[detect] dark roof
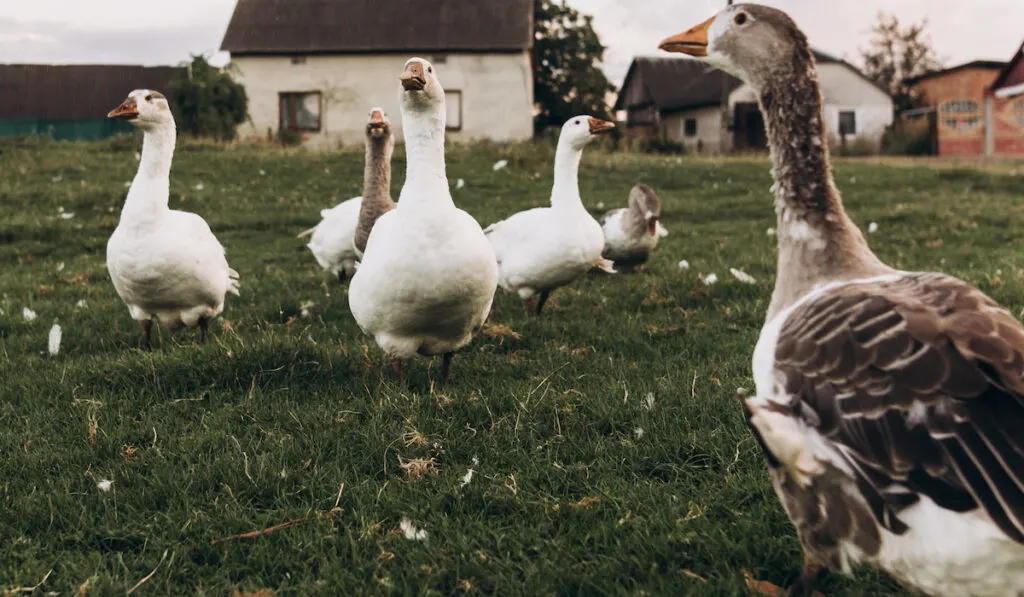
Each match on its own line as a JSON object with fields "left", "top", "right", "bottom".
{"left": 990, "top": 40, "right": 1024, "bottom": 92}
{"left": 0, "top": 65, "right": 183, "bottom": 120}
{"left": 613, "top": 57, "right": 740, "bottom": 112}
{"left": 220, "top": 0, "right": 533, "bottom": 55}
{"left": 905, "top": 60, "right": 1007, "bottom": 85}
{"left": 614, "top": 50, "right": 883, "bottom": 112}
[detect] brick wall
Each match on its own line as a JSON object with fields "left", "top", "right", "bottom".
{"left": 913, "top": 68, "right": 998, "bottom": 156}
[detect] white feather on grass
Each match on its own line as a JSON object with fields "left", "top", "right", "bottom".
{"left": 48, "top": 323, "right": 62, "bottom": 356}
{"left": 400, "top": 517, "right": 428, "bottom": 541}
{"left": 22, "top": 307, "right": 37, "bottom": 322}
{"left": 729, "top": 268, "right": 756, "bottom": 284}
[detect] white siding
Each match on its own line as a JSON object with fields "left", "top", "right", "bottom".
{"left": 817, "top": 63, "right": 893, "bottom": 148}
{"left": 662, "top": 106, "right": 725, "bottom": 153}
{"left": 728, "top": 63, "right": 894, "bottom": 149}
{"left": 231, "top": 53, "right": 533, "bottom": 148}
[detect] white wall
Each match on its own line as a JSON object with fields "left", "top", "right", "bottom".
{"left": 728, "top": 63, "right": 894, "bottom": 149}
{"left": 231, "top": 52, "right": 534, "bottom": 148}
{"left": 662, "top": 106, "right": 725, "bottom": 152}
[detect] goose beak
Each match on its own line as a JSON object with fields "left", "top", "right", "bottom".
{"left": 107, "top": 97, "right": 139, "bottom": 120}
{"left": 646, "top": 217, "right": 659, "bottom": 236}
{"left": 400, "top": 62, "right": 427, "bottom": 91}
{"left": 659, "top": 16, "right": 714, "bottom": 57}
{"left": 368, "top": 108, "right": 386, "bottom": 129}
{"left": 588, "top": 118, "right": 615, "bottom": 135}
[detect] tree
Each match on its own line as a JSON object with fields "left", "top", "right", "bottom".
{"left": 860, "top": 13, "right": 943, "bottom": 112}
{"left": 532, "top": 0, "right": 617, "bottom": 134}
{"left": 168, "top": 55, "right": 249, "bottom": 141}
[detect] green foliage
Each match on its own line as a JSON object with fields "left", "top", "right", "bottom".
{"left": 859, "top": 13, "right": 943, "bottom": 112}
{"left": 532, "top": 0, "right": 617, "bottom": 134}
{"left": 6, "top": 141, "right": 1024, "bottom": 594}
{"left": 168, "top": 55, "right": 249, "bottom": 141}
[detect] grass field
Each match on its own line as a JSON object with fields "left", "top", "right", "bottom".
{"left": 2, "top": 136, "right": 1023, "bottom": 595}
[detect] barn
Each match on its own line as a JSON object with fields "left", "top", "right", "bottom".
{"left": 614, "top": 51, "right": 894, "bottom": 153}
{"left": 219, "top": 0, "right": 535, "bottom": 148}
{"left": 0, "top": 65, "right": 183, "bottom": 141}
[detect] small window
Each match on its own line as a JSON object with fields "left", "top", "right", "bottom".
{"left": 290, "top": 56, "right": 307, "bottom": 65}
{"left": 432, "top": 54, "right": 448, "bottom": 64}
{"left": 684, "top": 118, "right": 697, "bottom": 137}
{"left": 279, "top": 92, "right": 321, "bottom": 132}
{"left": 445, "top": 90, "right": 462, "bottom": 131}
{"left": 941, "top": 99, "right": 979, "bottom": 113}
{"left": 838, "top": 111, "right": 857, "bottom": 136}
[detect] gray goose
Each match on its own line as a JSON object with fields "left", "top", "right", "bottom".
{"left": 600, "top": 183, "right": 668, "bottom": 267}
{"left": 661, "top": 5, "right": 1024, "bottom": 597}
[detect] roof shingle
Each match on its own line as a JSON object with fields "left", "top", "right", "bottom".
{"left": 220, "top": 0, "right": 534, "bottom": 55}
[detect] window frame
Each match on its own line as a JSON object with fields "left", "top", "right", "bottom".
{"left": 278, "top": 91, "right": 323, "bottom": 133}
{"left": 445, "top": 89, "right": 463, "bottom": 132}
{"left": 683, "top": 118, "right": 697, "bottom": 137}
{"left": 838, "top": 110, "right": 857, "bottom": 136}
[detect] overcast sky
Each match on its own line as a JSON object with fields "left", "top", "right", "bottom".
{"left": 1, "top": 0, "right": 1021, "bottom": 85}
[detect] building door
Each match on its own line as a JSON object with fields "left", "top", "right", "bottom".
{"left": 733, "top": 103, "right": 767, "bottom": 150}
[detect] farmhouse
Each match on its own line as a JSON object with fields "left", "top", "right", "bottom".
{"left": 219, "top": 0, "right": 535, "bottom": 148}
{"left": 0, "top": 65, "right": 183, "bottom": 140}
{"left": 907, "top": 60, "right": 1008, "bottom": 156}
{"left": 614, "top": 52, "right": 894, "bottom": 153}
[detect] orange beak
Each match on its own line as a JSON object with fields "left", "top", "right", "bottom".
{"left": 658, "top": 16, "right": 715, "bottom": 57}
{"left": 400, "top": 62, "right": 426, "bottom": 91}
{"left": 107, "top": 97, "right": 139, "bottom": 120}
{"left": 646, "top": 217, "right": 659, "bottom": 236}
{"left": 588, "top": 118, "right": 616, "bottom": 135}
{"left": 368, "top": 109, "right": 386, "bottom": 128}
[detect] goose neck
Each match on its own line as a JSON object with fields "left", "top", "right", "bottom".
{"left": 759, "top": 61, "right": 888, "bottom": 320}
{"left": 401, "top": 107, "right": 451, "bottom": 205}
{"left": 121, "top": 123, "right": 175, "bottom": 222}
{"left": 550, "top": 140, "right": 584, "bottom": 210}
{"left": 362, "top": 135, "right": 393, "bottom": 207}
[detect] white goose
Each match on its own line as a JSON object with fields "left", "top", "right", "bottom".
{"left": 106, "top": 90, "right": 239, "bottom": 349}
{"left": 662, "top": 6, "right": 1024, "bottom": 597}
{"left": 484, "top": 116, "right": 616, "bottom": 315}
{"left": 348, "top": 58, "right": 498, "bottom": 382}
{"left": 300, "top": 108, "right": 395, "bottom": 281}
{"left": 600, "top": 183, "right": 668, "bottom": 267}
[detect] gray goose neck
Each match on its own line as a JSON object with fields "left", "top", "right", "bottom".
{"left": 758, "top": 59, "right": 888, "bottom": 320}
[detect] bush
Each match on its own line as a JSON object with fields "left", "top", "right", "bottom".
{"left": 636, "top": 137, "right": 685, "bottom": 155}
{"left": 882, "top": 127, "right": 934, "bottom": 156}
{"left": 168, "top": 55, "right": 248, "bottom": 141}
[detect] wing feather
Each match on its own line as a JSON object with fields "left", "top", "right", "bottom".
{"left": 773, "top": 272, "right": 1024, "bottom": 543}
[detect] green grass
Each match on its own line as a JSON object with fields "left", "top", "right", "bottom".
{"left": 2, "top": 136, "right": 1023, "bottom": 595}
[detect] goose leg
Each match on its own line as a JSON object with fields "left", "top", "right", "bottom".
{"left": 535, "top": 290, "right": 551, "bottom": 316}
{"left": 140, "top": 318, "right": 153, "bottom": 351}
{"left": 441, "top": 352, "right": 454, "bottom": 384}
{"left": 524, "top": 297, "right": 535, "bottom": 315}
{"left": 391, "top": 358, "right": 404, "bottom": 381}
{"left": 198, "top": 317, "right": 209, "bottom": 344}
{"left": 787, "top": 555, "right": 824, "bottom": 597}
{"left": 338, "top": 270, "right": 347, "bottom": 284}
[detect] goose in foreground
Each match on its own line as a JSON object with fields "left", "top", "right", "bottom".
{"left": 484, "top": 116, "right": 616, "bottom": 315}
{"left": 661, "top": 6, "right": 1024, "bottom": 597}
{"left": 348, "top": 58, "right": 497, "bottom": 382}
{"left": 299, "top": 108, "right": 395, "bottom": 282}
{"left": 106, "top": 90, "right": 239, "bottom": 349}
{"left": 600, "top": 183, "right": 668, "bottom": 267}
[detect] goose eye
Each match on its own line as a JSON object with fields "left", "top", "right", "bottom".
{"left": 734, "top": 12, "right": 747, "bottom": 25}
{"left": 427, "top": 67, "right": 433, "bottom": 73}
{"left": 145, "top": 94, "right": 153, "bottom": 102}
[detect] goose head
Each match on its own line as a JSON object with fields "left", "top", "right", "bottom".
{"left": 365, "top": 107, "right": 392, "bottom": 141}
{"left": 560, "top": 115, "right": 615, "bottom": 151}
{"left": 658, "top": 4, "right": 808, "bottom": 90}
{"left": 399, "top": 57, "right": 444, "bottom": 112}
{"left": 628, "top": 184, "right": 662, "bottom": 236}
{"left": 107, "top": 89, "right": 174, "bottom": 130}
